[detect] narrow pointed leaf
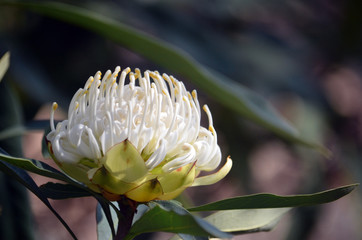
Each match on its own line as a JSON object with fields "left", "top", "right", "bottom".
{"left": 0, "top": 125, "right": 25, "bottom": 141}
{"left": 0, "top": 147, "right": 119, "bottom": 198}
{"left": 0, "top": 1, "right": 325, "bottom": 151}
{"left": 0, "top": 148, "right": 100, "bottom": 198}
{"left": 96, "top": 202, "right": 118, "bottom": 240}
{"left": 188, "top": 184, "right": 358, "bottom": 212}
{"left": 0, "top": 51, "right": 10, "bottom": 82}
{"left": 204, "top": 208, "right": 290, "bottom": 234}
{"left": 0, "top": 120, "right": 51, "bottom": 141}
{"left": 124, "top": 200, "right": 232, "bottom": 240}
{"left": 0, "top": 157, "right": 77, "bottom": 239}
{"left": 0, "top": 149, "right": 73, "bottom": 183}
{"left": 170, "top": 234, "right": 208, "bottom": 240}
{"left": 39, "top": 182, "right": 92, "bottom": 199}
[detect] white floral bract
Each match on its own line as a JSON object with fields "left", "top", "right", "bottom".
{"left": 47, "top": 67, "right": 221, "bottom": 174}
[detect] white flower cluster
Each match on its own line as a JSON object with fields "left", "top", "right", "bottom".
{"left": 47, "top": 67, "right": 222, "bottom": 173}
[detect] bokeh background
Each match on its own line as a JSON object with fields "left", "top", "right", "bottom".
{"left": 0, "top": 0, "right": 361, "bottom": 239}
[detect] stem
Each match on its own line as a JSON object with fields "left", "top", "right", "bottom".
{"left": 115, "top": 197, "right": 138, "bottom": 240}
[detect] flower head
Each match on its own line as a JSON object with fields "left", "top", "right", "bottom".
{"left": 47, "top": 67, "right": 232, "bottom": 202}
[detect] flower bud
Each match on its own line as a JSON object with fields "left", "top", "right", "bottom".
{"left": 47, "top": 67, "right": 232, "bottom": 202}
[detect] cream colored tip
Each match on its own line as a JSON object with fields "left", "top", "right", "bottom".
{"left": 50, "top": 102, "right": 58, "bottom": 131}
{"left": 52, "top": 102, "right": 58, "bottom": 111}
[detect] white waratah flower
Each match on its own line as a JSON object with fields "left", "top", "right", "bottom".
{"left": 46, "top": 67, "right": 232, "bottom": 202}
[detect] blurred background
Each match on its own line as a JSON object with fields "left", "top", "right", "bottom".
{"left": 0, "top": 0, "right": 361, "bottom": 239}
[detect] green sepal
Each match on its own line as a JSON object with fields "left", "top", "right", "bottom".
{"left": 56, "top": 161, "right": 93, "bottom": 186}
{"left": 91, "top": 166, "right": 137, "bottom": 195}
{"left": 125, "top": 178, "right": 163, "bottom": 202}
{"left": 103, "top": 140, "right": 148, "bottom": 183}
{"left": 158, "top": 163, "right": 196, "bottom": 194}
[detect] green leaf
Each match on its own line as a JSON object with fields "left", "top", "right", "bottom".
{"left": 188, "top": 184, "right": 358, "bottom": 212}
{"left": 170, "top": 234, "right": 208, "bottom": 240}
{"left": 0, "top": 150, "right": 73, "bottom": 183}
{"left": 41, "top": 182, "right": 124, "bottom": 239}
{"left": 0, "top": 149, "right": 125, "bottom": 236}
{"left": 0, "top": 120, "right": 53, "bottom": 141}
{"left": 131, "top": 204, "right": 150, "bottom": 225}
{"left": 0, "top": 51, "right": 10, "bottom": 82}
{"left": 0, "top": 54, "right": 35, "bottom": 239}
{"left": 0, "top": 125, "right": 26, "bottom": 141}
{"left": 0, "top": 148, "right": 120, "bottom": 239}
{"left": 39, "top": 182, "right": 92, "bottom": 199}
{"left": 0, "top": 148, "right": 115, "bottom": 199}
{"left": 169, "top": 208, "right": 290, "bottom": 240}
{"left": 0, "top": 1, "right": 324, "bottom": 151}
{"left": 204, "top": 208, "right": 290, "bottom": 234}
{"left": 0, "top": 148, "right": 106, "bottom": 197}
{"left": 96, "top": 202, "right": 118, "bottom": 240}
{"left": 96, "top": 201, "right": 150, "bottom": 240}
{"left": 124, "top": 200, "right": 232, "bottom": 240}
{"left": 0, "top": 151, "right": 77, "bottom": 239}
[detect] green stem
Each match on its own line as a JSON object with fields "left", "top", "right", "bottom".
{"left": 115, "top": 197, "right": 138, "bottom": 240}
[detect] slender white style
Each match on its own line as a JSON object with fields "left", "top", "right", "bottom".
{"left": 47, "top": 67, "right": 223, "bottom": 174}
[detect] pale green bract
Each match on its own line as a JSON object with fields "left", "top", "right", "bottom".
{"left": 46, "top": 67, "right": 232, "bottom": 202}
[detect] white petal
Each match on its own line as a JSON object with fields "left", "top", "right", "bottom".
{"left": 162, "top": 143, "right": 196, "bottom": 172}
{"left": 145, "top": 139, "right": 167, "bottom": 170}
